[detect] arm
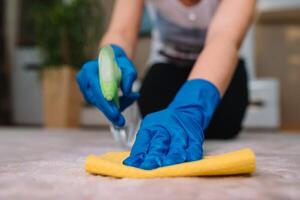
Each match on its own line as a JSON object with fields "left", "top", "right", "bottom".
{"left": 123, "top": 0, "right": 256, "bottom": 170}
{"left": 189, "top": 0, "right": 256, "bottom": 96}
{"left": 100, "top": 0, "right": 144, "bottom": 58}
{"left": 76, "top": 0, "right": 144, "bottom": 127}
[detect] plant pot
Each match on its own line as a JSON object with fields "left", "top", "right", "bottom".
{"left": 42, "top": 66, "right": 82, "bottom": 128}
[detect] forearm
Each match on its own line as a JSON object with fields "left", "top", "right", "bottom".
{"left": 188, "top": 38, "right": 238, "bottom": 96}
{"left": 101, "top": 31, "right": 137, "bottom": 59}
{"left": 99, "top": 0, "right": 144, "bottom": 59}
{"left": 188, "top": 0, "right": 256, "bottom": 96}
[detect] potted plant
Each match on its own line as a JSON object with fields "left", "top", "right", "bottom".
{"left": 32, "top": 0, "right": 103, "bottom": 128}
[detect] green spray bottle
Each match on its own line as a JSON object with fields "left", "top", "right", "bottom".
{"left": 98, "top": 45, "right": 122, "bottom": 108}
{"left": 98, "top": 45, "right": 137, "bottom": 148}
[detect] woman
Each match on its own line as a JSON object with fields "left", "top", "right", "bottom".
{"left": 77, "top": 0, "right": 256, "bottom": 170}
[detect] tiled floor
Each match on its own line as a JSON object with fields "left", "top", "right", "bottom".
{"left": 0, "top": 128, "right": 299, "bottom": 200}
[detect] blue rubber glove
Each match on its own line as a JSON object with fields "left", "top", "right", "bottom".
{"left": 76, "top": 44, "right": 139, "bottom": 127}
{"left": 123, "top": 79, "right": 221, "bottom": 170}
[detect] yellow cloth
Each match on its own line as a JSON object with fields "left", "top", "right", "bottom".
{"left": 85, "top": 148, "right": 256, "bottom": 178}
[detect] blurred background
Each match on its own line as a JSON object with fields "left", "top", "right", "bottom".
{"left": 1, "top": 0, "right": 300, "bottom": 132}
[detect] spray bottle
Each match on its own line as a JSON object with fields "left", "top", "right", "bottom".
{"left": 98, "top": 45, "right": 140, "bottom": 148}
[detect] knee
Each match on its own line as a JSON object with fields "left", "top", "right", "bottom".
{"left": 204, "top": 123, "right": 242, "bottom": 140}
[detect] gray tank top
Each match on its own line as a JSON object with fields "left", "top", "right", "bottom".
{"left": 146, "top": 0, "right": 220, "bottom": 65}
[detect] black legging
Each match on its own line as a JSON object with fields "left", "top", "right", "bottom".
{"left": 137, "top": 59, "right": 249, "bottom": 139}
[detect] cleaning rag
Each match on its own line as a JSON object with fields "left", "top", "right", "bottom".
{"left": 85, "top": 148, "right": 256, "bottom": 178}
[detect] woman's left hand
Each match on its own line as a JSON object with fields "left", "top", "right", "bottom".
{"left": 123, "top": 79, "right": 221, "bottom": 170}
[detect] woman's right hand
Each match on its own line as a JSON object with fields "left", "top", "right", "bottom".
{"left": 76, "top": 44, "right": 139, "bottom": 127}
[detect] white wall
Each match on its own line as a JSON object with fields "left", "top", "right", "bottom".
{"left": 240, "top": 26, "right": 255, "bottom": 80}
{"left": 258, "top": 0, "right": 300, "bottom": 12}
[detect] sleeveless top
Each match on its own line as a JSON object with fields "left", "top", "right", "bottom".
{"left": 145, "top": 0, "right": 220, "bottom": 65}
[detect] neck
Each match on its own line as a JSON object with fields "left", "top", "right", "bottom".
{"left": 180, "top": 0, "right": 201, "bottom": 7}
